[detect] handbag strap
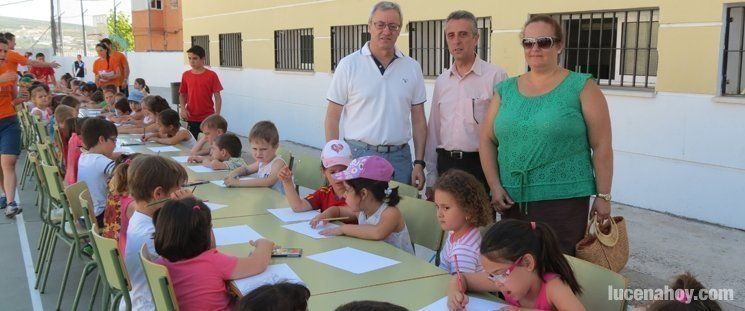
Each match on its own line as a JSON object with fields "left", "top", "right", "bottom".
{"left": 595, "top": 216, "right": 619, "bottom": 247}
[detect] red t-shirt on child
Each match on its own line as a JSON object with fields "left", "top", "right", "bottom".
{"left": 305, "top": 186, "right": 346, "bottom": 212}
{"left": 30, "top": 66, "right": 55, "bottom": 85}
{"left": 179, "top": 69, "right": 223, "bottom": 122}
{"left": 156, "top": 249, "right": 238, "bottom": 311}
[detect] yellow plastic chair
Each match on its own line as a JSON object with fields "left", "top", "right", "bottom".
{"left": 293, "top": 154, "right": 326, "bottom": 192}
{"left": 32, "top": 115, "right": 51, "bottom": 144}
{"left": 390, "top": 180, "right": 420, "bottom": 198}
{"left": 566, "top": 255, "right": 628, "bottom": 311}
{"left": 276, "top": 147, "right": 294, "bottom": 169}
{"left": 140, "top": 245, "right": 180, "bottom": 311}
{"left": 396, "top": 197, "right": 444, "bottom": 259}
{"left": 89, "top": 222, "right": 132, "bottom": 311}
{"left": 29, "top": 152, "right": 63, "bottom": 278}
{"left": 38, "top": 165, "right": 96, "bottom": 311}
{"left": 52, "top": 122, "right": 67, "bottom": 170}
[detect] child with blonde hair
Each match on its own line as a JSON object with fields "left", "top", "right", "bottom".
{"left": 224, "top": 121, "right": 286, "bottom": 194}
{"left": 29, "top": 84, "right": 52, "bottom": 121}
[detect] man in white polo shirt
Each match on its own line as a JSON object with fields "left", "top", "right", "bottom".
{"left": 424, "top": 10, "right": 508, "bottom": 198}
{"left": 325, "top": 1, "right": 427, "bottom": 189}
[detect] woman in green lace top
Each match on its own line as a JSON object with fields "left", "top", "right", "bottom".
{"left": 479, "top": 15, "right": 613, "bottom": 255}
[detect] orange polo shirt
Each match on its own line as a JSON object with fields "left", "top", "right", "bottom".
{"left": 110, "top": 51, "right": 127, "bottom": 85}
{"left": 93, "top": 57, "right": 120, "bottom": 87}
{"left": 0, "top": 50, "right": 27, "bottom": 119}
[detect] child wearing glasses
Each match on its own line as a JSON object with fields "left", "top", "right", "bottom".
{"left": 433, "top": 169, "right": 494, "bottom": 274}
{"left": 447, "top": 219, "right": 584, "bottom": 311}
{"left": 77, "top": 118, "right": 118, "bottom": 225}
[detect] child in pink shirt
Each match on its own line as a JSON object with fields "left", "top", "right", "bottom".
{"left": 64, "top": 117, "right": 89, "bottom": 185}
{"left": 153, "top": 198, "right": 276, "bottom": 311}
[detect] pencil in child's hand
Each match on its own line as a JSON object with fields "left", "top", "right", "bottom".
{"left": 320, "top": 217, "right": 349, "bottom": 222}
{"left": 454, "top": 254, "right": 465, "bottom": 293}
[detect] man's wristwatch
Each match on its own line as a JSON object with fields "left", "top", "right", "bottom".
{"left": 596, "top": 193, "right": 612, "bottom": 202}
{"left": 413, "top": 160, "right": 426, "bottom": 169}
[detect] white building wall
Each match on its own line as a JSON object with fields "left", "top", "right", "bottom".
{"left": 51, "top": 52, "right": 745, "bottom": 229}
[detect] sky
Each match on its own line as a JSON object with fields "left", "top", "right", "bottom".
{"left": 0, "top": 0, "right": 132, "bottom": 25}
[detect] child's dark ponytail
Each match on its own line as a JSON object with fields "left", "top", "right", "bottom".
{"left": 481, "top": 219, "right": 582, "bottom": 295}
{"left": 153, "top": 197, "right": 212, "bottom": 262}
{"left": 384, "top": 186, "right": 400, "bottom": 206}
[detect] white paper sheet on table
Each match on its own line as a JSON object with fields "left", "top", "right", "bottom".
{"left": 419, "top": 296, "right": 507, "bottom": 311}
{"left": 204, "top": 202, "right": 227, "bottom": 212}
{"left": 147, "top": 146, "right": 181, "bottom": 153}
{"left": 114, "top": 146, "right": 134, "bottom": 154}
{"left": 212, "top": 225, "right": 263, "bottom": 246}
{"left": 171, "top": 156, "right": 190, "bottom": 163}
{"left": 188, "top": 165, "right": 226, "bottom": 173}
{"left": 233, "top": 264, "right": 304, "bottom": 295}
{"left": 282, "top": 221, "right": 338, "bottom": 239}
{"left": 268, "top": 208, "right": 320, "bottom": 223}
{"left": 210, "top": 177, "right": 256, "bottom": 188}
{"left": 307, "top": 247, "right": 399, "bottom": 274}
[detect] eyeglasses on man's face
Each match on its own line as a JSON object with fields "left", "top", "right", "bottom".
{"left": 371, "top": 21, "right": 401, "bottom": 32}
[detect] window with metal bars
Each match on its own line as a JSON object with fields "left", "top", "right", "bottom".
{"left": 275, "top": 28, "right": 314, "bottom": 71}
{"left": 150, "top": 0, "right": 162, "bottom": 9}
{"left": 408, "top": 17, "right": 491, "bottom": 77}
{"left": 330, "top": 24, "right": 370, "bottom": 71}
{"left": 722, "top": 5, "right": 745, "bottom": 96}
{"left": 219, "top": 33, "right": 242, "bottom": 68}
{"left": 190, "top": 35, "right": 210, "bottom": 66}
{"left": 544, "top": 8, "right": 659, "bottom": 89}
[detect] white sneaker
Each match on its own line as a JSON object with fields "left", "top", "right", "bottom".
{"left": 4, "top": 202, "right": 20, "bottom": 218}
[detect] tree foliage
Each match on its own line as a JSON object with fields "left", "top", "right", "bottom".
{"left": 106, "top": 10, "right": 135, "bottom": 51}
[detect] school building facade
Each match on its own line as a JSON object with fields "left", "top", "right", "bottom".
{"left": 165, "top": 0, "right": 745, "bottom": 230}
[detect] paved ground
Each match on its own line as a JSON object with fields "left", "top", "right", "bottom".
{"left": 2, "top": 121, "right": 742, "bottom": 309}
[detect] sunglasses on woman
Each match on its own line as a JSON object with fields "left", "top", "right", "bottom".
{"left": 521, "top": 37, "right": 558, "bottom": 50}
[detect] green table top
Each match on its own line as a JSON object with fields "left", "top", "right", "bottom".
{"left": 309, "top": 274, "right": 503, "bottom": 310}
{"left": 309, "top": 274, "right": 451, "bottom": 310}
{"left": 214, "top": 215, "right": 448, "bottom": 296}
{"left": 120, "top": 136, "right": 286, "bottom": 218}
{"left": 127, "top": 134, "right": 452, "bottom": 302}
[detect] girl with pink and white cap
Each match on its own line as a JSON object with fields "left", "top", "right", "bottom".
{"left": 310, "top": 155, "right": 414, "bottom": 254}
